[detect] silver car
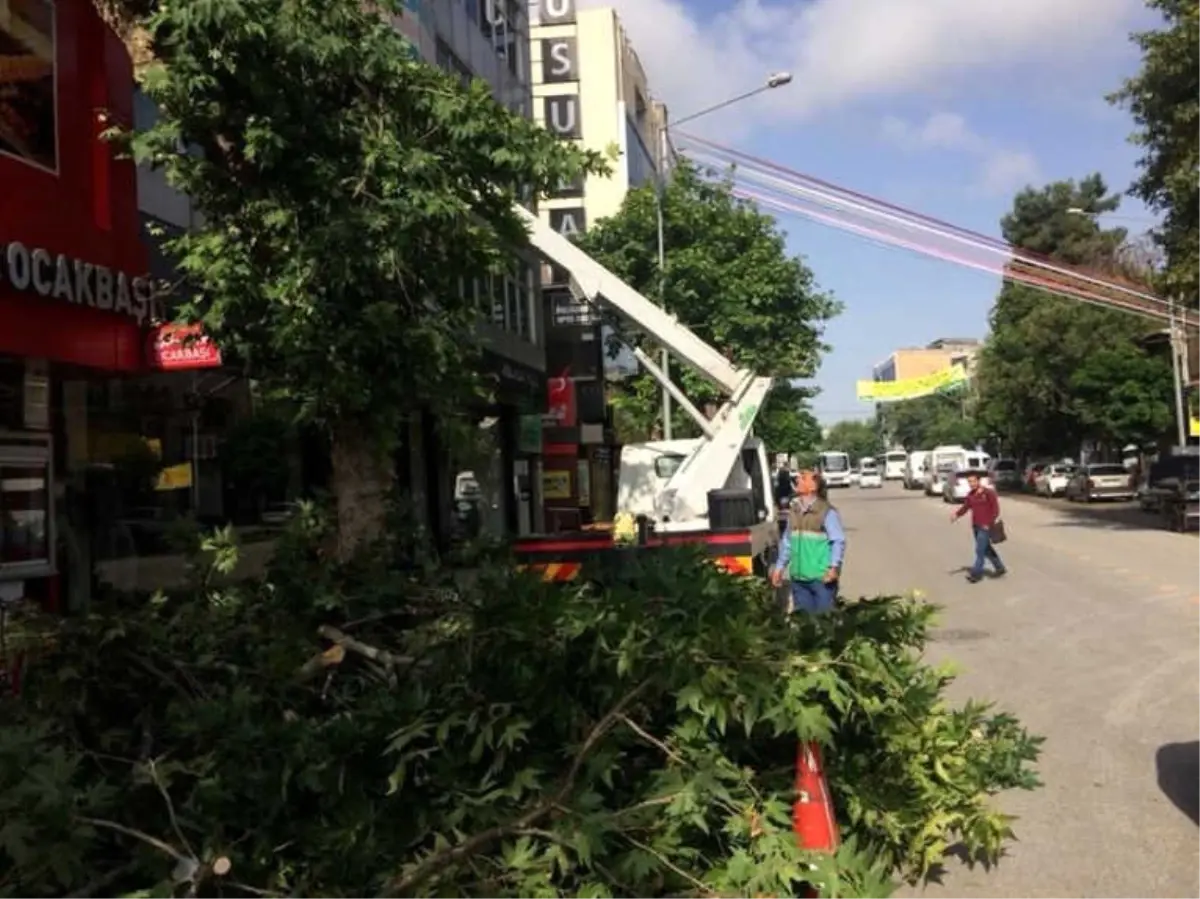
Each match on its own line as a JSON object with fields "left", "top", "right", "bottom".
{"left": 1066, "top": 463, "right": 1135, "bottom": 502}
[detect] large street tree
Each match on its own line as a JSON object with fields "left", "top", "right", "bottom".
{"left": 576, "top": 161, "right": 840, "bottom": 442}
{"left": 973, "top": 176, "right": 1174, "bottom": 456}
{"left": 755, "top": 382, "right": 824, "bottom": 456}
{"left": 1109, "top": 0, "right": 1199, "bottom": 303}
{"left": 877, "top": 393, "right": 980, "bottom": 451}
{"left": 126, "top": 0, "right": 605, "bottom": 558}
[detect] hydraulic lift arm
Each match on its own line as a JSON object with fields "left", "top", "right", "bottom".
{"left": 518, "top": 207, "right": 775, "bottom": 524}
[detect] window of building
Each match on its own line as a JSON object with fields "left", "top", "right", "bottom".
{"left": 624, "top": 116, "right": 656, "bottom": 189}
{"left": 435, "top": 38, "right": 472, "bottom": 89}
{"left": 0, "top": 0, "right": 57, "bottom": 172}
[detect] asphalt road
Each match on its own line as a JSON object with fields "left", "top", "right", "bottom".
{"left": 833, "top": 481, "right": 1199, "bottom": 899}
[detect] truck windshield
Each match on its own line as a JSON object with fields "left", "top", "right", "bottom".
{"left": 820, "top": 454, "right": 849, "bottom": 471}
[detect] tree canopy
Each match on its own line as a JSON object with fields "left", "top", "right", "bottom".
{"left": 755, "top": 382, "right": 824, "bottom": 457}
{"left": 129, "top": 0, "right": 606, "bottom": 557}
{"left": 973, "top": 177, "right": 1174, "bottom": 456}
{"left": 1109, "top": 0, "right": 1199, "bottom": 303}
{"left": 575, "top": 161, "right": 840, "bottom": 441}
{"left": 877, "top": 393, "right": 980, "bottom": 451}
{"left": 821, "top": 419, "right": 883, "bottom": 463}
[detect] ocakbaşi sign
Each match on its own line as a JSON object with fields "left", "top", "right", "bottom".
{"left": 0, "top": 241, "right": 160, "bottom": 325}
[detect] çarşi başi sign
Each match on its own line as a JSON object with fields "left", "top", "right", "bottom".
{"left": 0, "top": 240, "right": 161, "bottom": 325}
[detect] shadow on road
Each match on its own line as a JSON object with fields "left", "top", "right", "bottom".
{"left": 923, "top": 842, "right": 1008, "bottom": 886}
{"left": 1156, "top": 742, "right": 1199, "bottom": 825}
{"left": 1007, "top": 493, "right": 1195, "bottom": 535}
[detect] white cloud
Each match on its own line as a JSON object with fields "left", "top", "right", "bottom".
{"left": 574, "top": 0, "right": 1143, "bottom": 138}
{"left": 880, "top": 112, "right": 1041, "bottom": 195}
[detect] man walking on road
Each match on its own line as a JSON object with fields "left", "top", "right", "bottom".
{"left": 771, "top": 470, "right": 846, "bottom": 613}
{"left": 951, "top": 471, "right": 1007, "bottom": 583}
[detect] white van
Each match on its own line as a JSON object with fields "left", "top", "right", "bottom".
{"left": 924, "top": 445, "right": 970, "bottom": 496}
{"left": 883, "top": 451, "right": 907, "bottom": 481}
{"left": 904, "top": 451, "right": 928, "bottom": 490}
{"left": 818, "top": 450, "right": 852, "bottom": 488}
{"left": 858, "top": 457, "right": 883, "bottom": 489}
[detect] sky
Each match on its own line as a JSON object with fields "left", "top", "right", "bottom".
{"left": 576, "top": 0, "right": 1162, "bottom": 424}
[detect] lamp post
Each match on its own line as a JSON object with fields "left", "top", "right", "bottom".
{"left": 654, "top": 72, "right": 793, "bottom": 439}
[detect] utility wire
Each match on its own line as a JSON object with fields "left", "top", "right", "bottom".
{"left": 677, "top": 133, "right": 1197, "bottom": 328}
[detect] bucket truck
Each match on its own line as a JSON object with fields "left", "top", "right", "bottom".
{"left": 511, "top": 207, "right": 780, "bottom": 581}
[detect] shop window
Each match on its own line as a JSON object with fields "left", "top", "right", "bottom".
{"left": 0, "top": 437, "right": 52, "bottom": 578}
{"left": 0, "top": 0, "right": 57, "bottom": 172}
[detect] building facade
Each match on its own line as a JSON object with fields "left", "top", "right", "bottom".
{"left": 529, "top": 0, "right": 667, "bottom": 529}
{"left": 393, "top": 0, "right": 549, "bottom": 546}
{"left": 872, "top": 338, "right": 982, "bottom": 384}
{"left": 0, "top": 0, "right": 245, "bottom": 610}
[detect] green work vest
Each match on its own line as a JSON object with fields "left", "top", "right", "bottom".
{"left": 788, "top": 498, "right": 832, "bottom": 582}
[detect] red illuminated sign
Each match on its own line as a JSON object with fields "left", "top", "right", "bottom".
{"left": 148, "top": 323, "right": 223, "bottom": 371}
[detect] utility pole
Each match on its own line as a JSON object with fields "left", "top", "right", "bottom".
{"left": 656, "top": 125, "right": 671, "bottom": 440}
{"left": 1169, "top": 297, "right": 1187, "bottom": 447}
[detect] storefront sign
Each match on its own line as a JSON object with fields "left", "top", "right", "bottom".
{"left": 542, "top": 469, "right": 572, "bottom": 500}
{"left": 549, "top": 173, "right": 584, "bottom": 199}
{"left": 549, "top": 207, "right": 586, "bottom": 238}
{"left": 517, "top": 414, "right": 543, "bottom": 454}
{"left": 542, "top": 38, "right": 578, "bottom": 83}
{"left": 0, "top": 241, "right": 157, "bottom": 325}
{"left": 543, "top": 96, "right": 581, "bottom": 140}
{"left": 548, "top": 288, "right": 598, "bottom": 327}
{"left": 488, "top": 353, "right": 544, "bottom": 394}
{"left": 536, "top": 0, "right": 576, "bottom": 25}
{"left": 148, "top": 323, "right": 223, "bottom": 371}
{"left": 547, "top": 373, "right": 577, "bottom": 427}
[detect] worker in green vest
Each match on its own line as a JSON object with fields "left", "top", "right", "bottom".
{"left": 769, "top": 470, "right": 846, "bottom": 613}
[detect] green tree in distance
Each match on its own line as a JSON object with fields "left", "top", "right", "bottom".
{"left": 1109, "top": 0, "right": 1199, "bottom": 303}
{"left": 878, "top": 392, "right": 979, "bottom": 451}
{"left": 127, "top": 0, "right": 605, "bottom": 559}
{"left": 576, "top": 161, "right": 840, "bottom": 441}
{"left": 821, "top": 419, "right": 882, "bottom": 463}
{"left": 974, "top": 176, "right": 1172, "bottom": 456}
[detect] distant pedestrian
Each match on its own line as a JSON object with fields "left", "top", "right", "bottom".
{"left": 950, "top": 472, "right": 1007, "bottom": 583}
{"left": 771, "top": 470, "right": 846, "bottom": 613}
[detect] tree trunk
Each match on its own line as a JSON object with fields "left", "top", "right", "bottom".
{"left": 329, "top": 423, "right": 394, "bottom": 563}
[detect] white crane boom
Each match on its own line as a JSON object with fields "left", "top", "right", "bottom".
{"left": 518, "top": 206, "right": 775, "bottom": 525}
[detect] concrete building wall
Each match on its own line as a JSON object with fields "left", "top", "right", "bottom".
{"left": 873, "top": 339, "right": 982, "bottom": 382}
{"left": 531, "top": 4, "right": 666, "bottom": 226}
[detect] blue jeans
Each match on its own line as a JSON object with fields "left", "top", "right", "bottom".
{"left": 970, "top": 525, "right": 1005, "bottom": 578}
{"left": 790, "top": 579, "right": 835, "bottom": 614}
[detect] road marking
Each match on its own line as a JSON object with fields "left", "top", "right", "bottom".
{"left": 1112, "top": 567, "right": 1130, "bottom": 574}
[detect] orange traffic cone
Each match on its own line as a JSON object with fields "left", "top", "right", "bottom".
{"left": 794, "top": 740, "right": 839, "bottom": 897}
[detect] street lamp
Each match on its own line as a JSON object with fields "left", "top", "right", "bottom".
{"left": 655, "top": 72, "right": 793, "bottom": 439}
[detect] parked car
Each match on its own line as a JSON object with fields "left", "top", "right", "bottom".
{"left": 943, "top": 465, "right": 992, "bottom": 503}
{"left": 1139, "top": 454, "right": 1200, "bottom": 531}
{"left": 1024, "top": 461, "right": 1050, "bottom": 491}
{"left": 988, "top": 458, "right": 1023, "bottom": 491}
{"left": 858, "top": 458, "right": 883, "bottom": 489}
{"left": 1065, "top": 463, "right": 1135, "bottom": 502}
{"left": 1035, "top": 463, "right": 1075, "bottom": 497}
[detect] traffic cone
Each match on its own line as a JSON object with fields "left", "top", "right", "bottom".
{"left": 794, "top": 740, "right": 839, "bottom": 898}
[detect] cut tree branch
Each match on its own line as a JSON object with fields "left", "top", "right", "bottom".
{"left": 384, "top": 679, "right": 652, "bottom": 896}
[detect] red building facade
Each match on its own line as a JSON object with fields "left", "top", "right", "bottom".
{"left": 0, "top": 0, "right": 235, "bottom": 609}
{"left": 0, "top": 0, "right": 151, "bottom": 371}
